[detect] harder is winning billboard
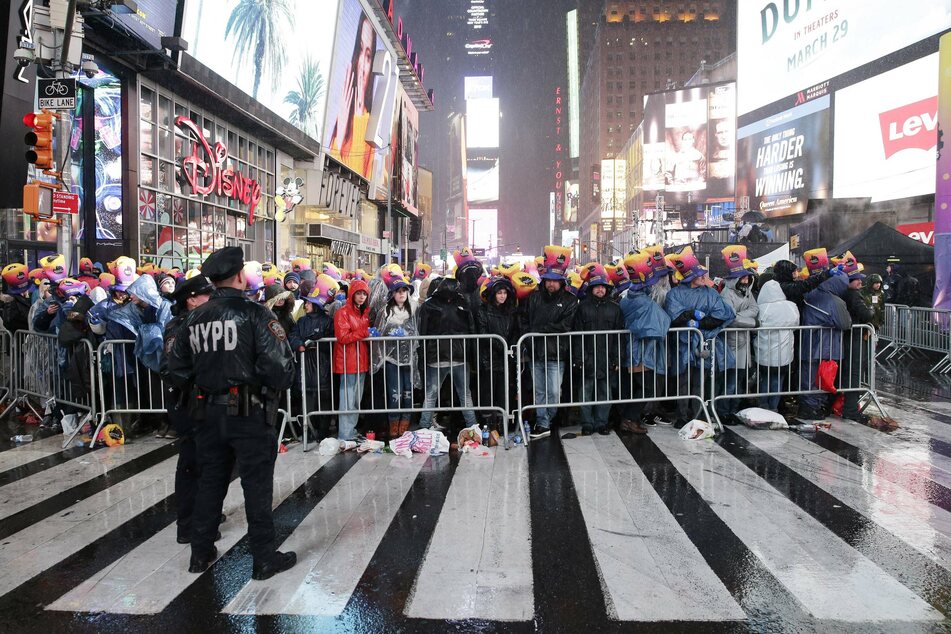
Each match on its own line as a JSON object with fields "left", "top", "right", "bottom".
{"left": 736, "top": 95, "right": 831, "bottom": 218}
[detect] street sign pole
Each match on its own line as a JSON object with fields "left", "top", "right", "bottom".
{"left": 55, "top": 1, "right": 78, "bottom": 274}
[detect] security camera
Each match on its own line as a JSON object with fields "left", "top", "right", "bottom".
{"left": 14, "top": 47, "right": 34, "bottom": 66}
{"left": 81, "top": 59, "right": 99, "bottom": 79}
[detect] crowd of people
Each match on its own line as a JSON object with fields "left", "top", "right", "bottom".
{"left": 0, "top": 241, "right": 887, "bottom": 443}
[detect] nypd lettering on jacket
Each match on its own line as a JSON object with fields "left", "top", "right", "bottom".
{"left": 189, "top": 320, "right": 239, "bottom": 353}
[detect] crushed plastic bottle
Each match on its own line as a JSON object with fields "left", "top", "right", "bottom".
{"left": 10, "top": 434, "right": 33, "bottom": 443}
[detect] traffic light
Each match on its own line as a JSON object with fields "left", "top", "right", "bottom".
{"left": 23, "top": 111, "right": 55, "bottom": 170}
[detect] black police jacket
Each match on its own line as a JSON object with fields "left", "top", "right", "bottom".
{"left": 166, "top": 287, "right": 295, "bottom": 394}
{"left": 572, "top": 293, "right": 624, "bottom": 374}
{"left": 518, "top": 286, "right": 578, "bottom": 363}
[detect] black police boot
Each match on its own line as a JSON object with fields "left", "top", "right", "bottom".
{"left": 177, "top": 530, "right": 222, "bottom": 545}
{"left": 251, "top": 551, "right": 297, "bottom": 581}
{"left": 188, "top": 546, "right": 218, "bottom": 573}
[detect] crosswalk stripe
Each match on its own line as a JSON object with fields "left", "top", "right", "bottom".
{"left": 651, "top": 428, "right": 943, "bottom": 622}
{"left": 0, "top": 435, "right": 83, "bottom": 472}
{"left": 0, "top": 438, "right": 176, "bottom": 535}
{"left": 404, "top": 447, "right": 533, "bottom": 621}
{"left": 47, "top": 446, "right": 335, "bottom": 614}
{"left": 562, "top": 434, "right": 744, "bottom": 621}
{"left": 0, "top": 457, "right": 177, "bottom": 597}
{"left": 882, "top": 402, "right": 951, "bottom": 446}
{"left": 224, "top": 453, "right": 428, "bottom": 616}
{"left": 732, "top": 426, "right": 951, "bottom": 573}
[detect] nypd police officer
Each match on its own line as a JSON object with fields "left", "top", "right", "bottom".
{"left": 167, "top": 247, "right": 297, "bottom": 580}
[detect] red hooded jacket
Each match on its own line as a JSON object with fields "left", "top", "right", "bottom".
{"left": 333, "top": 278, "right": 370, "bottom": 374}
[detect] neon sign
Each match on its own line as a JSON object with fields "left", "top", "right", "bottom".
{"left": 175, "top": 116, "right": 263, "bottom": 224}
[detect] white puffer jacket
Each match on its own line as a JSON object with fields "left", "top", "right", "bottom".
{"left": 754, "top": 280, "right": 800, "bottom": 367}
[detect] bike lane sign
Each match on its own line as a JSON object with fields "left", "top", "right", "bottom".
{"left": 38, "top": 78, "right": 77, "bottom": 110}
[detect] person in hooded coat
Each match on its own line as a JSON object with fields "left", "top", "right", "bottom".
{"left": 753, "top": 280, "right": 799, "bottom": 411}
{"left": 289, "top": 278, "right": 338, "bottom": 441}
{"left": 333, "top": 278, "right": 371, "bottom": 440}
{"left": 798, "top": 274, "right": 852, "bottom": 419}
{"left": 772, "top": 259, "right": 831, "bottom": 313}
{"left": 716, "top": 248, "right": 760, "bottom": 424}
{"left": 862, "top": 273, "right": 885, "bottom": 330}
{"left": 371, "top": 277, "right": 419, "bottom": 438}
{"left": 573, "top": 272, "right": 624, "bottom": 435}
{"left": 475, "top": 276, "right": 518, "bottom": 429}
{"left": 0, "top": 264, "right": 34, "bottom": 333}
{"left": 264, "top": 283, "right": 297, "bottom": 337}
{"left": 841, "top": 267, "right": 875, "bottom": 424}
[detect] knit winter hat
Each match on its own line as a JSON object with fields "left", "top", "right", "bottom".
{"left": 283, "top": 271, "right": 302, "bottom": 287}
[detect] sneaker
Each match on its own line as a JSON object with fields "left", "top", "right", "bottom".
{"left": 252, "top": 551, "right": 297, "bottom": 581}
{"left": 164, "top": 429, "right": 179, "bottom": 440}
{"left": 154, "top": 424, "right": 169, "bottom": 439}
{"left": 654, "top": 416, "right": 673, "bottom": 426}
{"left": 188, "top": 546, "right": 218, "bottom": 573}
{"left": 529, "top": 426, "right": 551, "bottom": 439}
{"left": 429, "top": 420, "right": 447, "bottom": 433}
{"left": 642, "top": 417, "right": 658, "bottom": 427}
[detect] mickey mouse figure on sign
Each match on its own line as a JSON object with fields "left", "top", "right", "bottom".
{"left": 275, "top": 177, "right": 304, "bottom": 222}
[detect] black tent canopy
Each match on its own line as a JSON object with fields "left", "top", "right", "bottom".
{"left": 831, "top": 221, "right": 935, "bottom": 297}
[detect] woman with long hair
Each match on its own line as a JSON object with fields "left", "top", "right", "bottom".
{"left": 371, "top": 277, "right": 418, "bottom": 438}
{"left": 328, "top": 14, "right": 377, "bottom": 177}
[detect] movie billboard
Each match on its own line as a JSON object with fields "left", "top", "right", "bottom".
{"left": 737, "top": 0, "right": 949, "bottom": 115}
{"left": 394, "top": 87, "right": 420, "bottom": 214}
{"left": 182, "top": 0, "right": 340, "bottom": 143}
{"left": 736, "top": 95, "right": 831, "bottom": 218}
{"left": 323, "top": 0, "right": 399, "bottom": 181}
{"left": 834, "top": 53, "right": 939, "bottom": 202}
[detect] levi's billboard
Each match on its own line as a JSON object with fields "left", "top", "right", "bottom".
{"left": 834, "top": 53, "right": 939, "bottom": 202}
{"left": 737, "top": 0, "right": 949, "bottom": 116}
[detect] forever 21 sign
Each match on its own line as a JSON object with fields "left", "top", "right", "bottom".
{"left": 175, "top": 116, "right": 264, "bottom": 223}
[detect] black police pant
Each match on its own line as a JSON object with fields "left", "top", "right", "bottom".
{"left": 167, "top": 405, "right": 199, "bottom": 540}
{"left": 192, "top": 404, "right": 278, "bottom": 564}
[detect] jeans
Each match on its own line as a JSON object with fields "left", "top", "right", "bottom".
{"left": 419, "top": 364, "right": 477, "bottom": 427}
{"left": 384, "top": 362, "right": 413, "bottom": 423}
{"left": 757, "top": 365, "right": 788, "bottom": 411}
{"left": 337, "top": 372, "right": 365, "bottom": 440}
{"left": 580, "top": 377, "right": 611, "bottom": 431}
{"left": 532, "top": 361, "right": 564, "bottom": 429}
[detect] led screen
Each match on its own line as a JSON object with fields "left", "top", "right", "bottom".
{"left": 466, "top": 97, "right": 500, "bottom": 149}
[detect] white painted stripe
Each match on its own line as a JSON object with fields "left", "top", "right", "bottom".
{"left": 223, "top": 453, "right": 427, "bottom": 616}
{"left": 732, "top": 427, "right": 951, "bottom": 572}
{"left": 651, "top": 428, "right": 943, "bottom": 622}
{"left": 47, "top": 446, "right": 334, "bottom": 614}
{"left": 821, "top": 421, "right": 951, "bottom": 491}
{"left": 0, "top": 457, "right": 177, "bottom": 596}
{"left": 561, "top": 435, "right": 744, "bottom": 621}
{"left": 873, "top": 401, "right": 951, "bottom": 445}
{"left": 405, "top": 447, "right": 534, "bottom": 621}
{"left": 0, "top": 435, "right": 76, "bottom": 473}
{"left": 0, "top": 438, "right": 171, "bottom": 521}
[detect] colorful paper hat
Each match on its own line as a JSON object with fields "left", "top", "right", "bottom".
{"left": 321, "top": 262, "right": 342, "bottom": 281}
{"left": 642, "top": 244, "right": 672, "bottom": 280}
{"left": 566, "top": 271, "right": 585, "bottom": 297}
{"left": 721, "top": 245, "right": 759, "bottom": 279}
{"left": 261, "top": 262, "right": 280, "bottom": 286}
{"left": 305, "top": 273, "right": 340, "bottom": 307}
{"left": 453, "top": 247, "right": 483, "bottom": 278}
{"left": 29, "top": 268, "right": 47, "bottom": 285}
{"left": 481, "top": 275, "right": 515, "bottom": 302}
{"left": 2, "top": 263, "right": 31, "bottom": 295}
{"left": 413, "top": 263, "right": 432, "bottom": 281}
{"left": 848, "top": 262, "right": 866, "bottom": 281}
{"left": 106, "top": 260, "right": 118, "bottom": 277}
{"left": 291, "top": 257, "right": 312, "bottom": 273}
{"left": 539, "top": 245, "right": 572, "bottom": 280}
{"left": 98, "top": 273, "right": 115, "bottom": 290}
{"left": 832, "top": 251, "right": 865, "bottom": 280}
{"left": 113, "top": 256, "right": 139, "bottom": 291}
{"left": 623, "top": 250, "right": 654, "bottom": 286}
{"left": 605, "top": 263, "right": 629, "bottom": 288}
{"left": 78, "top": 257, "right": 94, "bottom": 275}
{"left": 667, "top": 247, "right": 708, "bottom": 284}
{"left": 379, "top": 263, "right": 405, "bottom": 288}
{"left": 580, "top": 261, "right": 606, "bottom": 281}
{"left": 511, "top": 271, "right": 538, "bottom": 300}
{"left": 39, "top": 253, "right": 68, "bottom": 282}
{"left": 803, "top": 248, "right": 829, "bottom": 273}
{"left": 496, "top": 262, "right": 521, "bottom": 280}
{"left": 352, "top": 268, "right": 370, "bottom": 281}
{"left": 243, "top": 261, "right": 264, "bottom": 291}
{"left": 523, "top": 261, "right": 540, "bottom": 283}
{"left": 58, "top": 278, "right": 89, "bottom": 297}
{"left": 386, "top": 276, "right": 413, "bottom": 295}
{"left": 184, "top": 268, "right": 202, "bottom": 280}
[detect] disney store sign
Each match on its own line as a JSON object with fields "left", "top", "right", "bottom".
{"left": 175, "top": 116, "right": 263, "bottom": 223}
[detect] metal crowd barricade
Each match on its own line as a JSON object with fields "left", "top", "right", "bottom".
{"left": 0, "top": 328, "right": 12, "bottom": 405}
{"left": 297, "top": 334, "right": 512, "bottom": 451}
{"left": 514, "top": 327, "right": 716, "bottom": 441}
{"left": 91, "top": 339, "right": 168, "bottom": 447}
{"left": 901, "top": 307, "right": 951, "bottom": 374}
{"left": 709, "top": 324, "right": 888, "bottom": 427}
{"left": 0, "top": 330, "right": 97, "bottom": 448}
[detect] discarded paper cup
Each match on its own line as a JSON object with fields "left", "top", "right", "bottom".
{"left": 341, "top": 440, "right": 358, "bottom": 451}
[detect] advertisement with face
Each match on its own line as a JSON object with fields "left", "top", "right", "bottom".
{"left": 737, "top": 0, "right": 949, "bottom": 115}
{"left": 664, "top": 87, "right": 708, "bottom": 192}
{"left": 324, "top": 0, "right": 398, "bottom": 181}
{"left": 396, "top": 88, "right": 420, "bottom": 214}
{"left": 182, "top": 0, "right": 340, "bottom": 143}
{"left": 834, "top": 53, "right": 938, "bottom": 202}
{"left": 707, "top": 83, "right": 736, "bottom": 197}
{"left": 642, "top": 93, "right": 666, "bottom": 192}
{"left": 736, "top": 96, "right": 831, "bottom": 218}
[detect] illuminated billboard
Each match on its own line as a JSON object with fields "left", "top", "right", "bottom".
{"left": 466, "top": 97, "right": 500, "bottom": 148}
{"left": 833, "top": 53, "right": 938, "bottom": 202}
{"left": 118, "top": 0, "right": 178, "bottom": 51}
{"left": 467, "top": 151, "right": 500, "bottom": 204}
{"left": 737, "top": 0, "right": 949, "bottom": 115}
{"left": 465, "top": 76, "right": 493, "bottom": 100}
{"left": 323, "top": 0, "right": 399, "bottom": 181}
{"left": 566, "top": 10, "right": 580, "bottom": 159}
{"left": 182, "top": 0, "right": 340, "bottom": 143}
{"left": 600, "top": 159, "right": 626, "bottom": 228}
{"left": 642, "top": 83, "right": 736, "bottom": 203}
{"left": 564, "top": 180, "right": 579, "bottom": 224}
{"left": 736, "top": 96, "right": 831, "bottom": 218}
{"left": 469, "top": 208, "right": 498, "bottom": 251}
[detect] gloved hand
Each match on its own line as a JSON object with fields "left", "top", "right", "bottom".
{"left": 693, "top": 309, "right": 705, "bottom": 321}
{"left": 391, "top": 327, "right": 406, "bottom": 337}
{"left": 829, "top": 264, "right": 846, "bottom": 276}
{"left": 688, "top": 319, "right": 700, "bottom": 329}
{"left": 335, "top": 293, "right": 347, "bottom": 302}
{"left": 368, "top": 327, "right": 381, "bottom": 337}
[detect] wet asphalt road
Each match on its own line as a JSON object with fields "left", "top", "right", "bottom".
{"left": 0, "top": 361, "right": 949, "bottom": 633}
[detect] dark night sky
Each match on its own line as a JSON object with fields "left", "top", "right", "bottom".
{"left": 398, "top": 0, "right": 572, "bottom": 254}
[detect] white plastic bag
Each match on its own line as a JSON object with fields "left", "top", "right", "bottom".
{"left": 357, "top": 439, "right": 385, "bottom": 454}
{"left": 736, "top": 407, "right": 788, "bottom": 430}
{"left": 61, "top": 413, "right": 79, "bottom": 436}
{"left": 389, "top": 429, "right": 450, "bottom": 458}
{"left": 678, "top": 419, "right": 715, "bottom": 440}
{"left": 318, "top": 437, "right": 341, "bottom": 456}
{"left": 457, "top": 424, "right": 482, "bottom": 453}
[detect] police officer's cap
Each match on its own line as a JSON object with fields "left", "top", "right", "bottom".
{"left": 201, "top": 247, "right": 245, "bottom": 282}
{"left": 171, "top": 274, "right": 215, "bottom": 302}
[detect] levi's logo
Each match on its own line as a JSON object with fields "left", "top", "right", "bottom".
{"left": 879, "top": 96, "right": 938, "bottom": 159}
